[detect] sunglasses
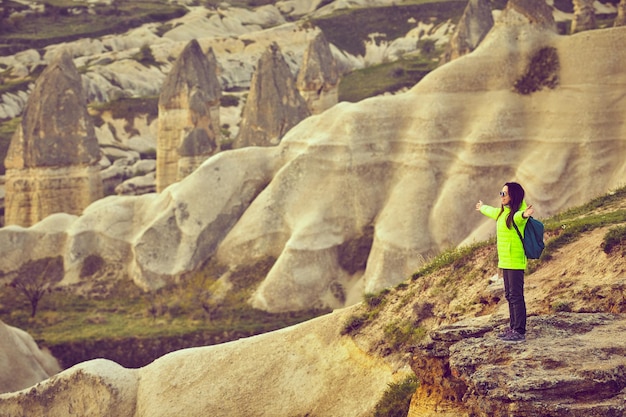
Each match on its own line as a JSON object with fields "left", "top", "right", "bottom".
{"left": 499, "top": 191, "right": 508, "bottom": 197}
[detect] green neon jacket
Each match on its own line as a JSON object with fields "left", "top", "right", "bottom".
{"left": 480, "top": 201, "right": 529, "bottom": 270}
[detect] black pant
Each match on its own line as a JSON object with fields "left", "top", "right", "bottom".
{"left": 503, "top": 269, "right": 526, "bottom": 335}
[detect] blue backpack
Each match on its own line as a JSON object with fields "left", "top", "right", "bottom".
{"left": 513, "top": 217, "right": 545, "bottom": 259}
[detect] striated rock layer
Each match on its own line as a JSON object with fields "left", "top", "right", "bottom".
{"left": 3, "top": 50, "right": 103, "bottom": 227}
{"left": 157, "top": 39, "right": 221, "bottom": 192}
{"left": 0, "top": 3, "right": 625, "bottom": 312}
{"left": 234, "top": 42, "right": 310, "bottom": 148}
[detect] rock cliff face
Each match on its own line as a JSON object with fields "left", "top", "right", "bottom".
{"left": 234, "top": 42, "right": 310, "bottom": 148}
{"left": 3, "top": 50, "right": 103, "bottom": 227}
{"left": 157, "top": 40, "right": 221, "bottom": 192}
{"left": 296, "top": 31, "right": 339, "bottom": 114}
{"left": 441, "top": 0, "right": 494, "bottom": 63}
{"left": 0, "top": 320, "right": 61, "bottom": 394}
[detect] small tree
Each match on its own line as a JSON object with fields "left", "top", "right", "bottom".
{"left": 9, "top": 256, "right": 64, "bottom": 317}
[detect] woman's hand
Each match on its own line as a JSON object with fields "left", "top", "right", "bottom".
{"left": 475, "top": 200, "right": 483, "bottom": 211}
{"left": 523, "top": 204, "right": 534, "bottom": 218}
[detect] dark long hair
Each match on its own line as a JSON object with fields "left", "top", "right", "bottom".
{"left": 497, "top": 182, "right": 525, "bottom": 229}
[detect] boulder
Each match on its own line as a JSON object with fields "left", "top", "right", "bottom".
{"left": 3, "top": 49, "right": 103, "bottom": 227}
{"left": 233, "top": 42, "right": 310, "bottom": 148}
{"left": 0, "top": 320, "right": 61, "bottom": 394}
{"left": 157, "top": 40, "right": 221, "bottom": 192}
{"left": 296, "top": 31, "right": 339, "bottom": 115}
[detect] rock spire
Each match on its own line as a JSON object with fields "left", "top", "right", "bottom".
{"left": 441, "top": 0, "right": 494, "bottom": 63}
{"left": 3, "top": 49, "right": 103, "bottom": 227}
{"left": 157, "top": 40, "right": 221, "bottom": 192}
{"left": 571, "top": 0, "right": 596, "bottom": 33}
{"left": 614, "top": 0, "right": 626, "bottom": 27}
{"left": 296, "top": 31, "right": 339, "bottom": 115}
{"left": 234, "top": 42, "right": 310, "bottom": 148}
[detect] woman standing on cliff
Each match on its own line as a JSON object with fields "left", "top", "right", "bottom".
{"left": 475, "top": 182, "right": 534, "bottom": 342}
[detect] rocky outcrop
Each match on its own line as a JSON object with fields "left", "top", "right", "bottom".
{"left": 233, "top": 42, "right": 310, "bottom": 148}
{"left": 571, "top": 0, "right": 596, "bottom": 33}
{"left": 615, "top": 0, "right": 626, "bottom": 27}
{"left": 296, "top": 31, "right": 339, "bottom": 114}
{"left": 3, "top": 50, "right": 103, "bottom": 227}
{"left": 0, "top": 307, "right": 401, "bottom": 417}
{"left": 157, "top": 40, "right": 221, "bottom": 192}
{"left": 441, "top": 0, "right": 494, "bottom": 64}
{"left": 409, "top": 313, "right": 626, "bottom": 417}
{"left": 0, "top": 320, "right": 61, "bottom": 394}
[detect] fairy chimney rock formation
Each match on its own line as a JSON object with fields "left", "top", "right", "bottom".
{"left": 571, "top": 0, "right": 596, "bottom": 33}
{"left": 157, "top": 40, "right": 221, "bottom": 192}
{"left": 234, "top": 42, "right": 310, "bottom": 148}
{"left": 3, "top": 50, "right": 103, "bottom": 227}
{"left": 614, "top": 0, "right": 626, "bottom": 27}
{"left": 442, "top": 0, "right": 494, "bottom": 63}
{"left": 296, "top": 31, "right": 339, "bottom": 115}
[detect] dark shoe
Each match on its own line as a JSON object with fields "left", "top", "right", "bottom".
{"left": 501, "top": 330, "right": 525, "bottom": 342}
{"left": 497, "top": 328, "right": 513, "bottom": 339}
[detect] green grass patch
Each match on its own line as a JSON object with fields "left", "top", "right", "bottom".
{"left": 373, "top": 375, "right": 419, "bottom": 417}
{"left": 339, "top": 56, "right": 437, "bottom": 102}
{"left": 412, "top": 240, "right": 492, "bottom": 281}
{"left": 0, "top": 260, "right": 329, "bottom": 369}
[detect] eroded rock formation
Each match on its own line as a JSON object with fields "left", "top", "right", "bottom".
{"left": 3, "top": 50, "right": 103, "bottom": 227}
{"left": 0, "top": 320, "right": 61, "bottom": 394}
{"left": 615, "top": 0, "right": 626, "bottom": 27}
{"left": 157, "top": 40, "right": 221, "bottom": 192}
{"left": 234, "top": 42, "right": 310, "bottom": 148}
{"left": 0, "top": 0, "right": 625, "bottom": 312}
{"left": 409, "top": 314, "right": 626, "bottom": 417}
{"left": 441, "top": 0, "right": 494, "bottom": 63}
{"left": 0, "top": 307, "right": 398, "bottom": 417}
{"left": 571, "top": 0, "right": 596, "bottom": 33}
{"left": 296, "top": 31, "right": 339, "bottom": 114}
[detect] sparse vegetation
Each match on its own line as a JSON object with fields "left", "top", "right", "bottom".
{"left": 373, "top": 375, "right": 419, "bottom": 417}
{"left": 0, "top": 0, "right": 187, "bottom": 55}
{"left": 513, "top": 46, "right": 560, "bottom": 95}
{"left": 602, "top": 225, "right": 626, "bottom": 254}
{"left": 341, "top": 289, "right": 391, "bottom": 335}
{"left": 339, "top": 56, "right": 438, "bottom": 103}
{"left": 5, "top": 256, "right": 64, "bottom": 317}
{"left": 312, "top": 1, "right": 465, "bottom": 57}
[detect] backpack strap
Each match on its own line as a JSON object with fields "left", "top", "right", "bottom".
{"left": 512, "top": 220, "right": 524, "bottom": 245}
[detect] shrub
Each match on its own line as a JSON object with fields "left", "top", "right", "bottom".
{"left": 373, "top": 375, "right": 419, "bottom": 417}
{"left": 220, "top": 94, "right": 240, "bottom": 107}
{"left": 513, "top": 46, "right": 560, "bottom": 95}
{"left": 602, "top": 225, "right": 626, "bottom": 254}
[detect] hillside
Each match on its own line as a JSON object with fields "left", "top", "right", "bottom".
{"left": 1, "top": 184, "right": 624, "bottom": 416}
